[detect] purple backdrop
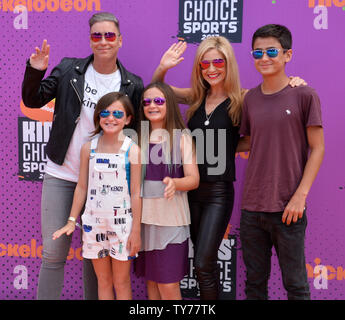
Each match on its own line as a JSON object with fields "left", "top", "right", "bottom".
{"left": 1, "top": 0, "right": 344, "bottom": 300}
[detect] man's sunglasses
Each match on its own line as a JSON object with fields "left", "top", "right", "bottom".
{"left": 251, "top": 48, "right": 287, "bottom": 59}
{"left": 99, "top": 110, "right": 125, "bottom": 119}
{"left": 200, "top": 59, "right": 225, "bottom": 70}
{"left": 142, "top": 97, "right": 166, "bottom": 107}
{"left": 90, "top": 32, "right": 117, "bottom": 42}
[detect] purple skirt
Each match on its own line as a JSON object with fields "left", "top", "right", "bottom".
{"left": 134, "top": 239, "right": 189, "bottom": 283}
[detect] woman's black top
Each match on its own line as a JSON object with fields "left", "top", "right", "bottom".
{"left": 187, "top": 98, "right": 240, "bottom": 182}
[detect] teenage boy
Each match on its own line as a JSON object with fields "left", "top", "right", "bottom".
{"left": 239, "top": 24, "right": 325, "bottom": 300}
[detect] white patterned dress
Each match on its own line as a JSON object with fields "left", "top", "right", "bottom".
{"left": 81, "top": 135, "right": 136, "bottom": 261}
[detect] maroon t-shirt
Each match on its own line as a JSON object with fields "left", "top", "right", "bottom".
{"left": 240, "top": 84, "right": 323, "bottom": 212}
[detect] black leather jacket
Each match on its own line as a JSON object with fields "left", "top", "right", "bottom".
{"left": 22, "top": 55, "right": 144, "bottom": 165}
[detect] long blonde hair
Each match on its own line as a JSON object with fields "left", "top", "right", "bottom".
{"left": 186, "top": 36, "right": 244, "bottom": 126}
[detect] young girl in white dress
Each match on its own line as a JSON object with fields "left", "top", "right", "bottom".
{"left": 53, "top": 92, "right": 141, "bottom": 300}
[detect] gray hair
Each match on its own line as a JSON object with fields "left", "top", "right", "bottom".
{"left": 89, "top": 12, "right": 120, "bottom": 33}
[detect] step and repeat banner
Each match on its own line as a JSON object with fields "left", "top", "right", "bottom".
{"left": 1, "top": 0, "right": 344, "bottom": 300}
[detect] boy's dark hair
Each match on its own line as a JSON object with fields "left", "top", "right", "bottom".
{"left": 252, "top": 24, "right": 292, "bottom": 50}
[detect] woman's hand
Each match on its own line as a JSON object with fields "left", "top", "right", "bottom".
{"left": 29, "top": 39, "right": 50, "bottom": 71}
{"left": 163, "top": 176, "right": 176, "bottom": 200}
{"left": 159, "top": 41, "right": 187, "bottom": 71}
{"left": 288, "top": 76, "right": 307, "bottom": 87}
{"left": 52, "top": 221, "right": 76, "bottom": 240}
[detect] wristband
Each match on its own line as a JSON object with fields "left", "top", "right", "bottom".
{"left": 68, "top": 217, "right": 76, "bottom": 223}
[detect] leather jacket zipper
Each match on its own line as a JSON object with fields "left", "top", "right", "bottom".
{"left": 70, "top": 78, "right": 82, "bottom": 124}
{"left": 70, "top": 79, "right": 82, "bottom": 103}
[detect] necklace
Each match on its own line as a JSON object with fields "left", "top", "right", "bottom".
{"left": 204, "top": 108, "right": 216, "bottom": 126}
{"left": 204, "top": 95, "right": 228, "bottom": 126}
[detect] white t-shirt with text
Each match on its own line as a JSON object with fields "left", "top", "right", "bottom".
{"left": 45, "top": 63, "right": 121, "bottom": 182}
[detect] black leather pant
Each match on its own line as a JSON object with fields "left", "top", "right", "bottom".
{"left": 188, "top": 181, "right": 234, "bottom": 300}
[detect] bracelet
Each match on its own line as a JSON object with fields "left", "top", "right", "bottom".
{"left": 68, "top": 217, "right": 76, "bottom": 223}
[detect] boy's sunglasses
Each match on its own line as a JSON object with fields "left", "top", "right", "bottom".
{"left": 90, "top": 32, "right": 117, "bottom": 42}
{"left": 142, "top": 97, "right": 166, "bottom": 107}
{"left": 251, "top": 48, "right": 287, "bottom": 59}
{"left": 99, "top": 110, "right": 125, "bottom": 119}
{"left": 200, "top": 59, "right": 225, "bottom": 70}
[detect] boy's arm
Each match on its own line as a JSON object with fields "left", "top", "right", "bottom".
{"left": 282, "top": 126, "right": 325, "bottom": 225}
{"left": 127, "top": 144, "right": 142, "bottom": 256}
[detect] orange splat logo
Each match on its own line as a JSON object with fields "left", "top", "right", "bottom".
{"left": 20, "top": 99, "right": 54, "bottom": 123}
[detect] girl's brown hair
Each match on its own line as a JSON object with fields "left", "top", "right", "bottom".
{"left": 139, "top": 81, "right": 186, "bottom": 135}
{"left": 92, "top": 91, "right": 134, "bottom": 136}
{"left": 139, "top": 82, "right": 188, "bottom": 179}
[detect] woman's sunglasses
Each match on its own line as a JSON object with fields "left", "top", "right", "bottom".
{"left": 142, "top": 97, "right": 166, "bottom": 107}
{"left": 90, "top": 32, "right": 117, "bottom": 42}
{"left": 99, "top": 110, "right": 125, "bottom": 119}
{"left": 200, "top": 58, "right": 225, "bottom": 70}
{"left": 251, "top": 48, "right": 287, "bottom": 59}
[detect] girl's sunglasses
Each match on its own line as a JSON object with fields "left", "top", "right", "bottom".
{"left": 90, "top": 32, "right": 117, "bottom": 42}
{"left": 200, "top": 58, "right": 225, "bottom": 70}
{"left": 251, "top": 48, "right": 287, "bottom": 59}
{"left": 142, "top": 97, "right": 166, "bottom": 107}
{"left": 99, "top": 110, "right": 125, "bottom": 119}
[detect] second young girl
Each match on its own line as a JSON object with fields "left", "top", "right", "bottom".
{"left": 135, "top": 82, "right": 199, "bottom": 300}
{"left": 53, "top": 92, "right": 142, "bottom": 300}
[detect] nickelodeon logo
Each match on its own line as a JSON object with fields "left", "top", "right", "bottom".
{"left": 307, "top": 258, "right": 345, "bottom": 282}
{"left": 0, "top": 239, "right": 83, "bottom": 261}
{"left": 0, "top": 0, "right": 101, "bottom": 12}
{"left": 308, "top": 0, "right": 345, "bottom": 7}
{"left": 20, "top": 99, "right": 54, "bottom": 123}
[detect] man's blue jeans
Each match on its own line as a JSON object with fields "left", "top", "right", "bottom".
{"left": 240, "top": 209, "right": 310, "bottom": 300}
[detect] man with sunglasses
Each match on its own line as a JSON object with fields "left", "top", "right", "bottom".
{"left": 239, "top": 24, "right": 324, "bottom": 300}
{"left": 21, "top": 12, "right": 143, "bottom": 300}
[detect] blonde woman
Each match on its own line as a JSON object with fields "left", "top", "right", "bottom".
{"left": 152, "top": 37, "right": 242, "bottom": 300}
{"left": 152, "top": 36, "right": 304, "bottom": 300}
